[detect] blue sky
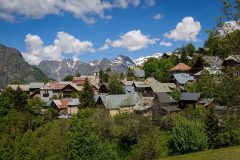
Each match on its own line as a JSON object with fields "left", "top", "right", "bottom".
{"left": 0, "top": 0, "right": 223, "bottom": 64}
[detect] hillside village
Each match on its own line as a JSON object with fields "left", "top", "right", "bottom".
{"left": 0, "top": 1, "right": 239, "bottom": 159}
{"left": 4, "top": 52, "right": 239, "bottom": 118}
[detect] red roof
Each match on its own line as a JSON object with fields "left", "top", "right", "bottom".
{"left": 45, "top": 81, "right": 66, "bottom": 90}
{"left": 170, "top": 63, "right": 191, "bottom": 72}
{"left": 59, "top": 98, "right": 71, "bottom": 109}
{"left": 53, "top": 98, "right": 71, "bottom": 109}
{"left": 73, "top": 78, "right": 86, "bottom": 86}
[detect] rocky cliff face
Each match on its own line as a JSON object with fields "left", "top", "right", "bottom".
{"left": 37, "top": 55, "right": 136, "bottom": 80}
{"left": 0, "top": 44, "right": 48, "bottom": 88}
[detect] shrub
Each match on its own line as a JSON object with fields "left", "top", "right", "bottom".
{"left": 168, "top": 115, "right": 208, "bottom": 154}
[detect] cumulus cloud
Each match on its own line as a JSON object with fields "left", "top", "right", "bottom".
{"left": 23, "top": 32, "right": 95, "bottom": 65}
{"left": 160, "top": 41, "right": 172, "bottom": 47}
{"left": 153, "top": 13, "right": 164, "bottom": 20}
{"left": 0, "top": 0, "right": 156, "bottom": 23}
{"left": 100, "top": 30, "right": 159, "bottom": 51}
{"left": 219, "top": 21, "right": 240, "bottom": 35}
{"left": 164, "top": 17, "right": 201, "bottom": 41}
{"left": 145, "top": 0, "right": 156, "bottom": 6}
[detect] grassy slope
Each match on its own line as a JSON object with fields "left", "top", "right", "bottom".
{"left": 162, "top": 146, "right": 240, "bottom": 160}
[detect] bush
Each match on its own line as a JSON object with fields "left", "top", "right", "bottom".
{"left": 168, "top": 115, "right": 208, "bottom": 154}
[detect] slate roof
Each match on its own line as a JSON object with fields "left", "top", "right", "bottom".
{"left": 99, "top": 94, "right": 140, "bottom": 110}
{"left": 155, "top": 92, "right": 177, "bottom": 103}
{"left": 194, "top": 67, "right": 222, "bottom": 76}
{"left": 203, "top": 56, "right": 223, "bottom": 68}
{"left": 145, "top": 78, "right": 176, "bottom": 93}
{"left": 124, "top": 86, "right": 135, "bottom": 94}
{"left": 198, "top": 98, "right": 214, "bottom": 107}
{"left": 170, "top": 63, "right": 191, "bottom": 72}
{"left": 68, "top": 98, "right": 80, "bottom": 106}
{"left": 180, "top": 92, "right": 201, "bottom": 101}
{"left": 133, "top": 81, "right": 151, "bottom": 88}
{"left": 133, "top": 97, "right": 154, "bottom": 111}
{"left": 224, "top": 55, "right": 240, "bottom": 63}
{"left": 134, "top": 70, "right": 145, "bottom": 78}
{"left": 173, "top": 73, "right": 194, "bottom": 85}
{"left": 8, "top": 84, "right": 30, "bottom": 92}
{"left": 29, "top": 82, "right": 44, "bottom": 89}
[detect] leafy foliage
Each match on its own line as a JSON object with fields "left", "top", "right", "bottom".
{"left": 79, "top": 78, "right": 95, "bottom": 108}
{"left": 108, "top": 75, "right": 125, "bottom": 94}
{"left": 168, "top": 115, "right": 208, "bottom": 154}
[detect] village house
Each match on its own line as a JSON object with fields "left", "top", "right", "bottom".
{"left": 95, "top": 93, "right": 140, "bottom": 116}
{"left": 124, "top": 85, "right": 135, "bottom": 94}
{"left": 170, "top": 63, "right": 194, "bottom": 89}
{"left": 29, "top": 82, "right": 44, "bottom": 97}
{"left": 8, "top": 84, "right": 30, "bottom": 94}
{"left": 152, "top": 92, "right": 181, "bottom": 118}
{"left": 50, "top": 98, "right": 80, "bottom": 116}
{"left": 223, "top": 55, "right": 240, "bottom": 77}
{"left": 171, "top": 73, "right": 194, "bottom": 88}
{"left": 179, "top": 92, "right": 201, "bottom": 108}
{"left": 145, "top": 77, "right": 176, "bottom": 93}
{"left": 133, "top": 81, "right": 154, "bottom": 97}
{"left": 40, "top": 81, "right": 81, "bottom": 101}
{"left": 193, "top": 56, "right": 223, "bottom": 78}
{"left": 98, "top": 82, "right": 109, "bottom": 94}
{"left": 72, "top": 72, "right": 100, "bottom": 93}
{"left": 133, "top": 97, "right": 154, "bottom": 116}
{"left": 170, "top": 62, "right": 191, "bottom": 73}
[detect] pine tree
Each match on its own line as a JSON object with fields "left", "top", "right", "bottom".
{"left": 79, "top": 78, "right": 95, "bottom": 108}
{"left": 205, "top": 107, "right": 220, "bottom": 148}
{"left": 108, "top": 75, "right": 125, "bottom": 95}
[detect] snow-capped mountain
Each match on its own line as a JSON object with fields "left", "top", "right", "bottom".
{"left": 37, "top": 55, "right": 136, "bottom": 80}
{"left": 36, "top": 53, "right": 164, "bottom": 80}
{"left": 133, "top": 53, "right": 162, "bottom": 66}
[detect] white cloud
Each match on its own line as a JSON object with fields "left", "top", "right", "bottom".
{"left": 0, "top": 0, "right": 156, "bottom": 23}
{"left": 153, "top": 13, "right": 164, "bottom": 20}
{"left": 145, "top": 0, "right": 156, "bottom": 6}
{"left": 114, "top": 0, "right": 140, "bottom": 8}
{"left": 160, "top": 41, "right": 172, "bottom": 47}
{"left": 164, "top": 17, "right": 201, "bottom": 41}
{"left": 99, "top": 39, "right": 112, "bottom": 51}
{"left": 100, "top": 30, "right": 159, "bottom": 51}
{"left": 23, "top": 32, "right": 95, "bottom": 65}
{"left": 219, "top": 21, "right": 240, "bottom": 35}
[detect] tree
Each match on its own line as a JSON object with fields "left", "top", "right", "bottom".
{"left": 205, "top": 0, "right": 240, "bottom": 59}
{"left": 68, "top": 109, "right": 118, "bottom": 160}
{"left": 168, "top": 115, "right": 208, "bottom": 154}
{"left": 26, "top": 97, "right": 45, "bottom": 114}
{"left": 99, "top": 70, "right": 109, "bottom": 83}
{"left": 143, "top": 58, "right": 158, "bottom": 78}
{"left": 12, "top": 87, "right": 29, "bottom": 112}
{"left": 79, "top": 78, "right": 95, "bottom": 108}
{"left": 108, "top": 75, "right": 125, "bottom": 94}
{"left": 62, "top": 75, "right": 73, "bottom": 81}
{"left": 205, "top": 107, "right": 221, "bottom": 148}
{"left": 186, "top": 43, "right": 196, "bottom": 57}
{"left": 0, "top": 87, "right": 14, "bottom": 115}
{"left": 197, "top": 70, "right": 218, "bottom": 98}
{"left": 171, "top": 88, "right": 180, "bottom": 101}
{"left": 218, "top": 112, "right": 240, "bottom": 147}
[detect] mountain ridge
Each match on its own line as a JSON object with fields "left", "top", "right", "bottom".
{"left": 0, "top": 44, "right": 48, "bottom": 88}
